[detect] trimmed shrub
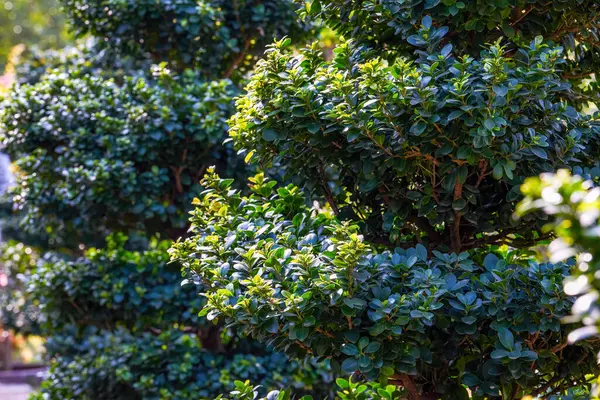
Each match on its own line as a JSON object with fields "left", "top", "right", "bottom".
{"left": 0, "top": 0, "right": 327, "bottom": 397}
{"left": 172, "top": 1, "right": 600, "bottom": 398}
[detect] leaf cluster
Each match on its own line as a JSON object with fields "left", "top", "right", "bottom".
{"left": 1, "top": 63, "right": 241, "bottom": 244}
{"left": 61, "top": 0, "right": 314, "bottom": 77}
{"left": 302, "top": 0, "right": 600, "bottom": 90}
{"left": 31, "top": 327, "right": 332, "bottom": 400}
{"left": 171, "top": 171, "right": 600, "bottom": 398}
{"left": 230, "top": 31, "right": 600, "bottom": 251}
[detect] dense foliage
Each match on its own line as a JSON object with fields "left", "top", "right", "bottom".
{"left": 172, "top": 170, "right": 599, "bottom": 399}
{"left": 30, "top": 234, "right": 203, "bottom": 332}
{"left": 215, "top": 377, "right": 404, "bottom": 400}
{"left": 216, "top": 378, "right": 588, "bottom": 400}
{"left": 34, "top": 331, "right": 330, "bottom": 400}
{"left": 231, "top": 34, "right": 600, "bottom": 252}
{"left": 173, "top": 1, "right": 600, "bottom": 399}
{"left": 300, "top": 0, "right": 600, "bottom": 101}
{"left": 62, "top": 0, "right": 312, "bottom": 77}
{"left": 0, "top": 0, "right": 326, "bottom": 398}
{"left": 2, "top": 64, "right": 239, "bottom": 244}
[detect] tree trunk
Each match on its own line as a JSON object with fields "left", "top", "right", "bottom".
{"left": 199, "top": 325, "right": 225, "bottom": 353}
{"left": 390, "top": 373, "right": 440, "bottom": 400}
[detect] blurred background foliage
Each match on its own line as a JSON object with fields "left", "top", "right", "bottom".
{"left": 0, "top": 0, "right": 69, "bottom": 74}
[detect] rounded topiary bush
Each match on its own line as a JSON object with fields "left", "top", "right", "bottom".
{"left": 2, "top": 64, "right": 239, "bottom": 243}
{"left": 28, "top": 234, "right": 332, "bottom": 399}
{"left": 230, "top": 34, "right": 600, "bottom": 253}
{"left": 61, "top": 0, "right": 313, "bottom": 78}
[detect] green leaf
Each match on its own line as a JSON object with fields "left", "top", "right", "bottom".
{"left": 490, "top": 349, "right": 509, "bottom": 359}
{"left": 266, "top": 319, "right": 279, "bottom": 334}
{"left": 362, "top": 99, "right": 379, "bottom": 108}
{"left": 341, "top": 358, "right": 359, "bottom": 373}
{"left": 498, "top": 328, "right": 515, "bottom": 351}
{"left": 447, "top": 110, "right": 464, "bottom": 121}
{"left": 452, "top": 198, "right": 467, "bottom": 211}
{"left": 492, "top": 85, "right": 508, "bottom": 97}
{"left": 262, "top": 128, "right": 279, "bottom": 142}
{"left": 461, "top": 373, "right": 480, "bottom": 386}
{"left": 493, "top": 163, "right": 503, "bottom": 180}
{"left": 410, "top": 122, "right": 427, "bottom": 135}
{"left": 483, "top": 253, "right": 499, "bottom": 271}
{"left": 307, "top": 123, "right": 321, "bottom": 134}
{"left": 344, "top": 331, "right": 360, "bottom": 343}
{"left": 295, "top": 326, "right": 309, "bottom": 341}
{"left": 484, "top": 118, "right": 495, "bottom": 130}
{"left": 422, "top": 16, "right": 433, "bottom": 30}
{"left": 309, "top": 0, "right": 321, "bottom": 13}
{"left": 347, "top": 130, "right": 361, "bottom": 142}
{"left": 358, "top": 336, "right": 370, "bottom": 351}
{"left": 336, "top": 378, "right": 349, "bottom": 390}
{"left": 341, "top": 344, "right": 359, "bottom": 356}
{"left": 364, "top": 342, "right": 381, "bottom": 353}
{"left": 531, "top": 147, "right": 548, "bottom": 160}
{"left": 456, "top": 146, "right": 471, "bottom": 159}
{"left": 502, "top": 21, "right": 515, "bottom": 38}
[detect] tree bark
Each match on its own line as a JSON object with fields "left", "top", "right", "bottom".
{"left": 199, "top": 325, "right": 225, "bottom": 353}
{"left": 390, "top": 373, "right": 440, "bottom": 400}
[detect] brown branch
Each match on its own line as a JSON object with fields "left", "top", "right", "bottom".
{"left": 532, "top": 376, "right": 561, "bottom": 397}
{"left": 510, "top": 5, "right": 534, "bottom": 27}
{"left": 170, "top": 166, "right": 184, "bottom": 194}
{"left": 452, "top": 179, "right": 464, "bottom": 252}
{"left": 431, "top": 161, "right": 439, "bottom": 204}
{"left": 552, "top": 341, "right": 568, "bottom": 353}
{"left": 391, "top": 374, "right": 419, "bottom": 400}
{"left": 316, "top": 328, "right": 335, "bottom": 338}
{"left": 318, "top": 163, "right": 339, "bottom": 215}
{"left": 224, "top": 38, "right": 251, "bottom": 79}
{"left": 475, "top": 159, "right": 488, "bottom": 188}
{"left": 562, "top": 71, "right": 595, "bottom": 80}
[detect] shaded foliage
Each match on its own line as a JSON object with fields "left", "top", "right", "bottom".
{"left": 1, "top": 64, "right": 240, "bottom": 245}
{"left": 171, "top": 170, "right": 600, "bottom": 399}
{"left": 32, "top": 328, "right": 331, "bottom": 400}
{"left": 174, "top": 1, "right": 600, "bottom": 398}
{"left": 61, "top": 0, "right": 313, "bottom": 77}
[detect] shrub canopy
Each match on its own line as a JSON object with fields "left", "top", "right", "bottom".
{"left": 172, "top": 1, "right": 600, "bottom": 398}
{"left": 0, "top": 0, "right": 325, "bottom": 398}
{"left": 231, "top": 35, "right": 600, "bottom": 252}
{"left": 302, "top": 0, "right": 600, "bottom": 91}
{"left": 1, "top": 65, "right": 239, "bottom": 244}
{"left": 62, "top": 0, "right": 312, "bottom": 77}
{"left": 171, "top": 170, "right": 599, "bottom": 398}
